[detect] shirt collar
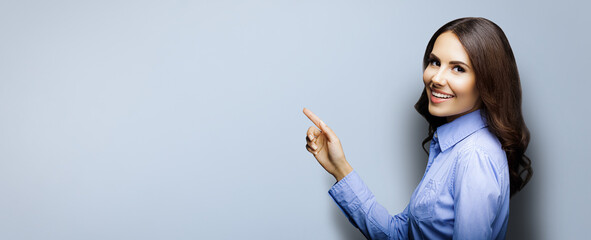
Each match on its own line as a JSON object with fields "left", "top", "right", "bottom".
{"left": 434, "top": 109, "right": 488, "bottom": 152}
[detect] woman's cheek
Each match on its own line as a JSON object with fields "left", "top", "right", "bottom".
{"left": 423, "top": 69, "right": 435, "bottom": 84}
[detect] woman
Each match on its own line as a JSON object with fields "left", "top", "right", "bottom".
{"left": 303, "top": 17, "right": 533, "bottom": 239}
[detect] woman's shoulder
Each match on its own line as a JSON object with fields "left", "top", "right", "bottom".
{"left": 450, "top": 127, "right": 510, "bottom": 198}
{"left": 453, "top": 127, "right": 507, "bottom": 168}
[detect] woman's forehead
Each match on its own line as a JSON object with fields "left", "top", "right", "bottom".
{"left": 431, "top": 31, "right": 472, "bottom": 66}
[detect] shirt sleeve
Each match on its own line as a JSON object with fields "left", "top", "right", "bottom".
{"left": 328, "top": 170, "right": 409, "bottom": 240}
{"left": 452, "top": 146, "right": 503, "bottom": 240}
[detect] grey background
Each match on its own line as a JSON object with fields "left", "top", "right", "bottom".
{"left": 0, "top": 0, "right": 589, "bottom": 239}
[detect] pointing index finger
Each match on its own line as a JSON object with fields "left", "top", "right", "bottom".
{"left": 303, "top": 108, "right": 322, "bottom": 129}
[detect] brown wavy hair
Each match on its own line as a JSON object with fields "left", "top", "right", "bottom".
{"left": 414, "top": 17, "right": 533, "bottom": 198}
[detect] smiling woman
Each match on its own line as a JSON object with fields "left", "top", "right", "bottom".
{"left": 415, "top": 17, "right": 534, "bottom": 198}
{"left": 304, "top": 17, "right": 533, "bottom": 240}
{"left": 423, "top": 31, "right": 481, "bottom": 122}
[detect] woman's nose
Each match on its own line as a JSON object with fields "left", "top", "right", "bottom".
{"left": 431, "top": 68, "right": 446, "bottom": 85}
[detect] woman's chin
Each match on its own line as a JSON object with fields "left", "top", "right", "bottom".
{"left": 428, "top": 106, "right": 445, "bottom": 118}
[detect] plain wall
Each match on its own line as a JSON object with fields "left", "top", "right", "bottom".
{"left": 0, "top": 0, "right": 589, "bottom": 239}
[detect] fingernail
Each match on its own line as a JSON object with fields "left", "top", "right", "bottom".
{"left": 312, "top": 144, "right": 317, "bottom": 150}
{"left": 309, "top": 134, "right": 314, "bottom": 141}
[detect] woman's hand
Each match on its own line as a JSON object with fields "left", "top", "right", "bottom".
{"left": 303, "top": 107, "right": 353, "bottom": 182}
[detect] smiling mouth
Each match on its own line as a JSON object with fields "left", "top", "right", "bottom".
{"left": 429, "top": 87, "right": 455, "bottom": 98}
{"left": 432, "top": 91, "right": 454, "bottom": 99}
{"left": 429, "top": 89, "right": 454, "bottom": 104}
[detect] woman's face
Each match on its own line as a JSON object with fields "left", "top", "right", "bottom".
{"left": 423, "top": 31, "right": 481, "bottom": 123}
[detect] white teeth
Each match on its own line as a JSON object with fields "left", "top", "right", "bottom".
{"left": 432, "top": 91, "right": 453, "bottom": 98}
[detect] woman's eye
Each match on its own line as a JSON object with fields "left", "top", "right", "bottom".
{"left": 429, "top": 59, "right": 440, "bottom": 67}
{"left": 453, "top": 66, "right": 465, "bottom": 72}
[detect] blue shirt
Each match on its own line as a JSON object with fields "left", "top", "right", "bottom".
{"left": 328, "top": 109, "right": 510, "bottom": 239}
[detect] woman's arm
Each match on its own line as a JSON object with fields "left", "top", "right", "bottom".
{"left": 452, "top": 146, "right": 505, "bottom": 239}
{"left": 303, "top": 108, "right": 409, "bottom": 239}
{"left": 328, "top": 170, "right": 410, "bottom": 240}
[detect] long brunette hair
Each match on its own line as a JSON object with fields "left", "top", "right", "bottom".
{"left": 414, "top": 17, "right": 533, "bottom": 198}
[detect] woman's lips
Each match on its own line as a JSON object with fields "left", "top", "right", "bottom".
{"left": 430, "top": 91, "right": 454, "bottom": 103}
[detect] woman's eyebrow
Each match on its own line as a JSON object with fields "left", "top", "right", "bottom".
{"left": 449, "top": 60, "right": 471, "bottom": 69}
{"left": 430, "top": 53, "right": 471, "bottom": 69}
